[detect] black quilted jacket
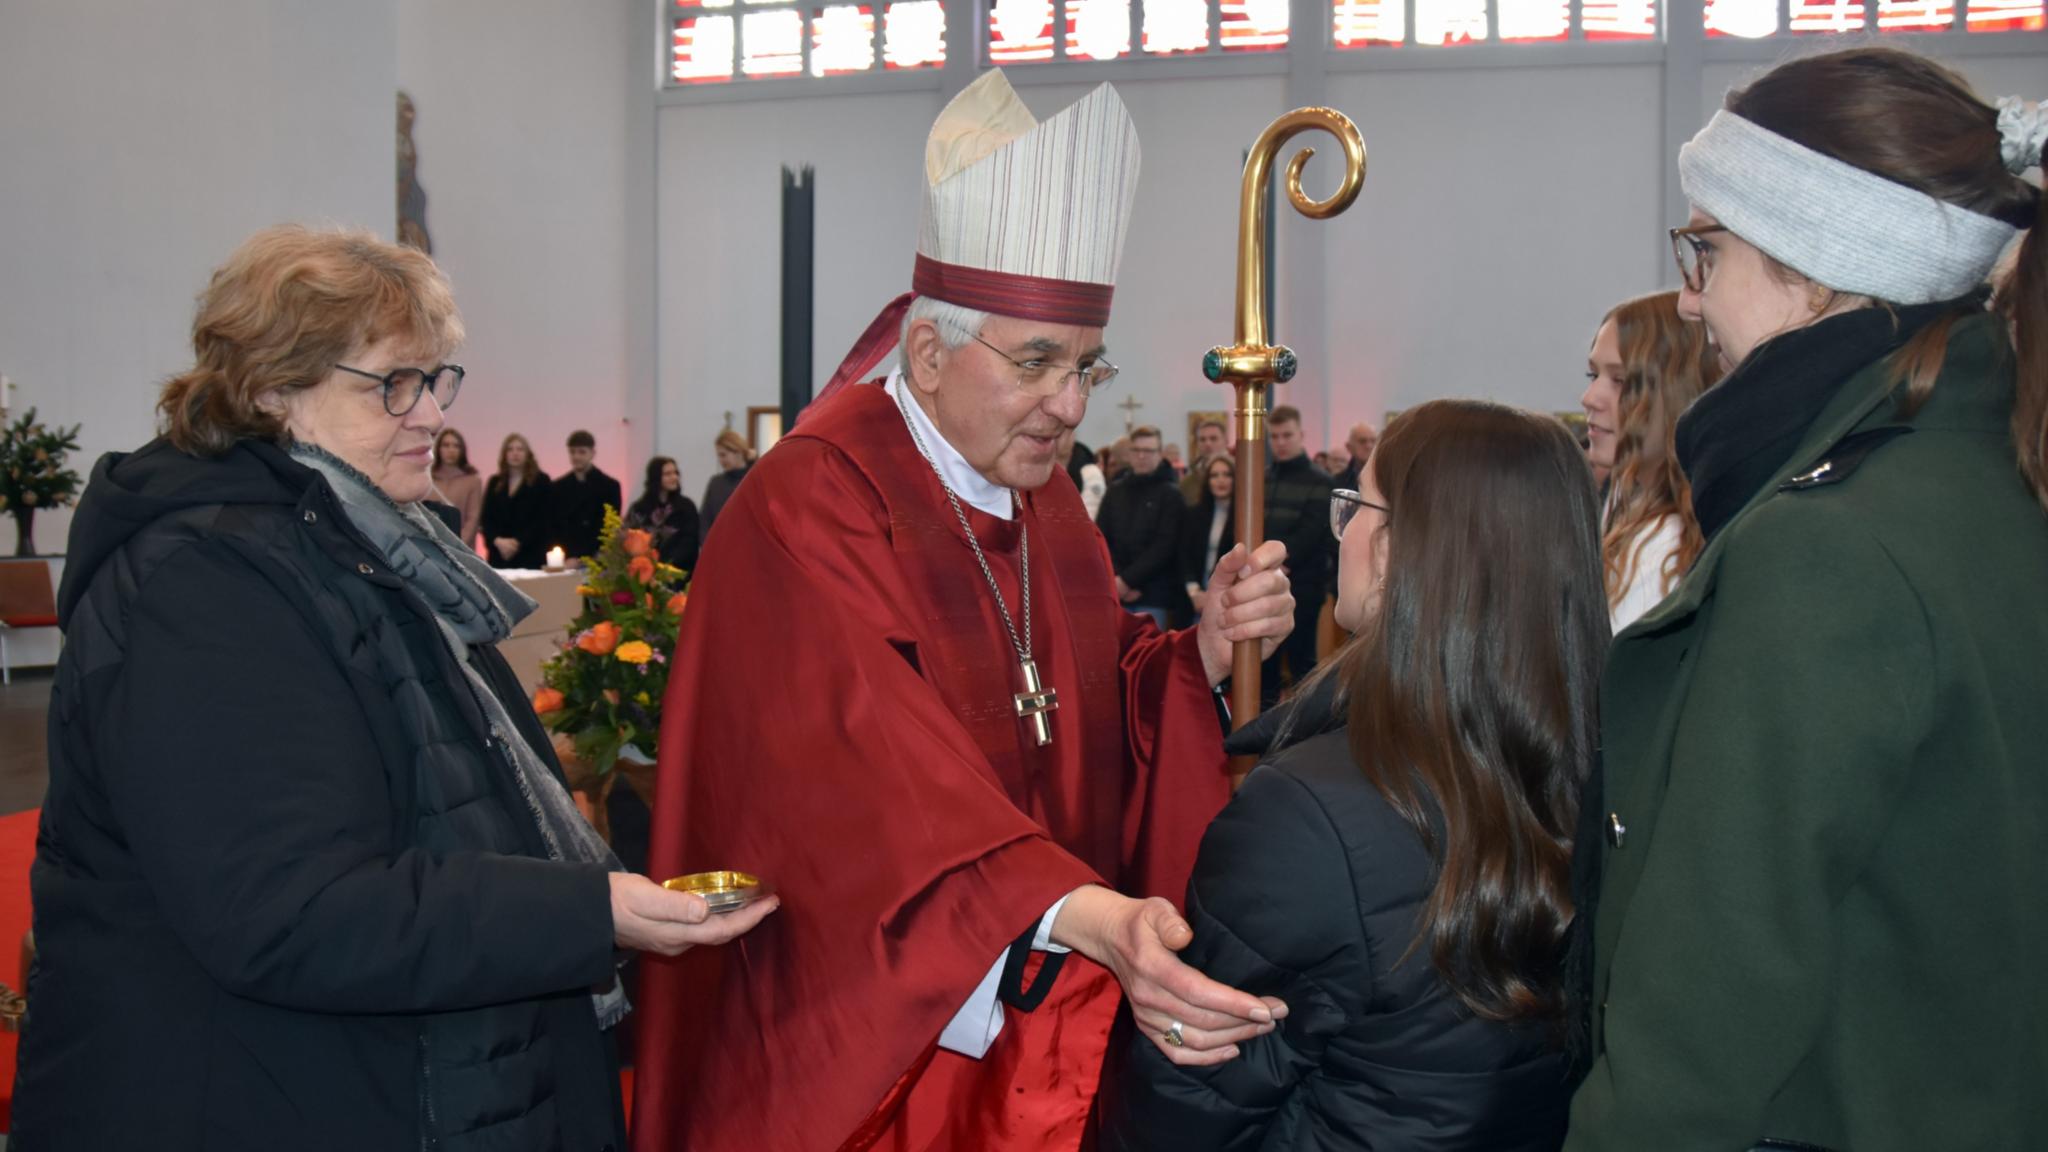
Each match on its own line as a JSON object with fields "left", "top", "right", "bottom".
{"left": 1099, "top": 689, "right": 1571, "bottom": 1152}
{"left": 13, "top": 438, "right": 624, "bottom": 1152}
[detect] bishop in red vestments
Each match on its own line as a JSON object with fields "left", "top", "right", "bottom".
{"left": 631, "top": 71, "right": 1298, "bottom": 1152}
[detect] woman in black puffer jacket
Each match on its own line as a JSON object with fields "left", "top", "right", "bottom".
{"left": 1102, "top": 400, "right": 1607, "bottom": 1152}
{"left": 13, "top": 226, "right": 777, "bottom": 1152}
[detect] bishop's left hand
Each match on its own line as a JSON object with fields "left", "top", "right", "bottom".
{"left": 1196, "top": 541, "right": 1294, "bottom": 685}
{"left": 1050, "top": 886, "right": 1287, "bottom": 1068}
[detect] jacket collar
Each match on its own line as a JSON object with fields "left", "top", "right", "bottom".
{"left": 1622, "top": 311, "right": 2006, "bottom": 637}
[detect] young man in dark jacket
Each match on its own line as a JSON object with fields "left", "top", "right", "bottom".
{"left": 550, "top": 428, "right": 623, "bottom": 559}
{"left": 1094, "top": 424, "right": 1185, "bottom": 626}
{"left": 1260, "top": 405, "right": 1334, "bottom": 704}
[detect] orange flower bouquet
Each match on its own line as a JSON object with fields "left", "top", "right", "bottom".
{"left": 532, "top": 506, "right": 690, "bottom": 780}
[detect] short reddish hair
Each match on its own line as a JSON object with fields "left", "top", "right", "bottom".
{"left": 158, "top": 225, "right": 462, "bottom": 457}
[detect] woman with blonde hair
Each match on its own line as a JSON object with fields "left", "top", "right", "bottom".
{"left": 1580, "top": 290, "right": 1722, "bottom": 630}
{"left": 697, "top": 426, "right": 754, "bottom": 546}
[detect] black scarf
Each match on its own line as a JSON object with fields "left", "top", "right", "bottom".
{"left": 1676, "top": 294, "right": 1982, "bottom": 543}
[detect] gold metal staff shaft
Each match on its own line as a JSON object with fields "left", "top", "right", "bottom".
{"left": 1204, "top": 108, "right": 1367, "bottom": 747}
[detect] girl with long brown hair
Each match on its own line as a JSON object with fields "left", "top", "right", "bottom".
{"left": 1105, "top": 400, "right": 1607, "bottom": 1152}
{"left": 1569, "top": 49, "right": 2047, "bottom": 1150}
{"left": 1580, "top": 291, "right": 1722, "bottom": 630}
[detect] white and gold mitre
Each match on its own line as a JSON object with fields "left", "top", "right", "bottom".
{"left": 911, "top": 69, "right": 1141, "bottom": 328}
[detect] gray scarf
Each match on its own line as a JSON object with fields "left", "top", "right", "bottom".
{"left": 291, "top": 445, "right": 629, "bottom": 1028}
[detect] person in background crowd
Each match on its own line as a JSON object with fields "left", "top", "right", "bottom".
{"left": 549, "top": 429, "right": 622, "bottom": 560}
{"left": 1335, "top": 420, "right": 1377, "bottom": 491}
{"left": 8, "top": 224, "right": 776, "bottom": 1152}
{"left": 1567, "top": 48, "right": 2048, "bottom": 1152}
{"left": 625, "top": 455, "right": 701, "bottom": 572}
{"left": 481, "top": 432, "right": 552, "bottom": 569}
{"left": 698, "top": 427, "right": 753, "bottom": 546}
{"left": 1063, "top": 429, "right": 1108, "bottom": 520}
{"left": 1162, "top": 441, "right": 1186, "bottom": 478}
{"left": 1312, "top": 450, "right": 1332, "bottom": 473}
{"left": 1105, "top": 400, "right": 1604, "bottom": 1152}
{"left": 1096, "top": 425, "right": 1185, "bottom": 626}
{"left": 1260, "top": 404, "right": 1335, "bottom": 705}
{"left": 1101, "top": 435, "right": 1131, "bottom": 484}
{"left": 1581, "top": 290, "right": 1721, "bottom": 631}
{"left": 1182, "top": 417, "right": 1231, "bottom": 505}
{"left": 1181, "top": 455, "right": 1237, "bottom": 620}
{"left": 1324, "top": 443, "right": 1351, "bottom": 482}
{"left": 430, "top": 427, "right": 483, "bottom": 550}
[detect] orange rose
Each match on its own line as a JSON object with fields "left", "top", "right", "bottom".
{"left": 577, "top": 620, "right": 621, "bottom": 656}
{"left": 665, "top": 591, "right": 689, "bottom": 616}
{"left": 628, "top": 555, "right": 656, "bottom": 583}
{"left": 603, "top": 688, "right": 622, "bottom": 705}
{"left": 532, "top": 687, "right": 565, "bottom": 715}
{"left": 622, "top": 529, "right": 653, "bottom": 557}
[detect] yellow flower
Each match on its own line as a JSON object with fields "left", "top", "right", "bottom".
{"left": 576, "top": 584, "right": 598, "bottom": 597}
{"left": 634, "top": 691, "right": 652, "bottom": 706}
{"left": 615, "top": 640, "right": 654, "bottom": 665}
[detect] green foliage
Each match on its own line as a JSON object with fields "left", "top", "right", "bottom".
{"left": 0, "top": 409, "right": 83, "bottom": 515}
{"left": 531, "top": 506, "right": 691, "bottom": 776}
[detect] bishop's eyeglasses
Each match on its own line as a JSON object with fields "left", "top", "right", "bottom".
{"left": 965, "top": 332, "right": 1121, "bottom": 399}
{"left": 1669, "top": 225, "right": 1729, "bottom": 294}
{"left": 334, "top": 363, "right": 467, "bottom": 416}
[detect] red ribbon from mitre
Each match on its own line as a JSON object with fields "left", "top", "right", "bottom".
{"left": 808, "top": 258, "right": 1116, "bottom": 419}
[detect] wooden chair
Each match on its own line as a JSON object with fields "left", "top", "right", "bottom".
{"left": 0, "top": 562, "right": 59, "bottom": 686}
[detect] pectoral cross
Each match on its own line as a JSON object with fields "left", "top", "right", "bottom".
{"left": 1014, "top": 658, "right": 1059, "bottom": 747}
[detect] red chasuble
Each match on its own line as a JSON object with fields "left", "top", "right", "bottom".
{"left": 630, "top": 381, "right": 1233, "bottom": 1152}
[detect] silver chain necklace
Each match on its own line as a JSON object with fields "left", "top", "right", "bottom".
{"left": 892, "top": 382, "right": 1060, "bottom": 746}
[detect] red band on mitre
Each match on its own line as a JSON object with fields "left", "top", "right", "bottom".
{"left": 911, "top": 254, "right": 1114, "bottom": 329}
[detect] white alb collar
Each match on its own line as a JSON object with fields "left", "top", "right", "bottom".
{"left": 887, "top": 370, "right": 1015, "bottom": 521}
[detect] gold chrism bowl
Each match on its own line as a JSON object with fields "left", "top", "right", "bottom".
{"left": 662, "top": 870, "right": 772, "bottom": 914}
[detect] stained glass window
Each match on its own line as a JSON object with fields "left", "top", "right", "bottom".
{"left": 1220, "top": 0, "right": 1291, "bottom": 49}
{"left": 989, "top": 0, "right": 1058, "bottom": 60}
{"left": 1066, "top": 0, "right": 1135, "bottom": 59}
{"left": 810, "top": 5, "right": 875, "bottom": 75}
{"left": 1498, "top": 0, "right": 1570, "bottom": 40}
{"left": 1414, "top": 0, "right": 1489, "bottom": 44}
{"left": 883, "top": 0, "right": 947, "bottom": 67}
{"left": 1967, "top": 0, "right": 2047, "bottom": 30}
{"left": 1580, "top": 0, "right": 1657, "bottom": 37}
{"left": 1789, "top": 0, "right": 1865, "bottom": 32}
{"left": 1144, "top": 0, "right": 1212, "bottom": 52}
{"left": 1705, "top": 0, "right": 1779, "bottom": 36}
{"left": 672, "top": 15, "right": 737, "bottom": 82}
{"left": 1874, "top": 0, "right": 1952, "bottom": 28}
{"left": 1332, "top": 0, "right": 1405, "bottom": 45}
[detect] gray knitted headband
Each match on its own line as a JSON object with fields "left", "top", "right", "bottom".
{"left": 1678, "top": 109, "right": 2019, "bottom": 305}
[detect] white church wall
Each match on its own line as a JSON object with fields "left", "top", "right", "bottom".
{"left": 398, "top": 0, "right": 639, "bottom": 497}
{"left": 0, "top": 0, "right": 398, "bottom": 555}
{"left": 1323, "top": 63, "right": 1667, "bottom": 440}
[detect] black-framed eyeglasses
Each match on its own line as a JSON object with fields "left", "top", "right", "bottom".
{"left": 1330, "top": 488, "right": 1388, "bottom": 541}
{"left": 965, "top": 331, "right": 1120, "bottom": 398}
{"left": 335, "top": 362, "right": 466, "bottom": 416}
{"left": 1669, "top": 225, "right": 1729, "bottom": 294}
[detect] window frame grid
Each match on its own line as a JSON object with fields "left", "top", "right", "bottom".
{"left": 658, "top": 0, "right": 2047, "bottom": 97}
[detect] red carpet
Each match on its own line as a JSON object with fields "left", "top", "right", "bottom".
{"left": 0, "top": 808, "right": 39, "bottom": 1131}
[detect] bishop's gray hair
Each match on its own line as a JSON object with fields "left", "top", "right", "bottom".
{"left": 898, "top": 295, "right": 991, "bottom": 379}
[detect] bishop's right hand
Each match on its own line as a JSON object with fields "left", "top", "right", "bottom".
{"left": 1051, "top": 885, "right": 1288, "bottom": 1068}
{"left": 609, "top": 872, "right": 780, "bottom": 956}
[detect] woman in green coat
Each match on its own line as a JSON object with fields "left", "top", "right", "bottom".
{"left": 1565, "top": 48, "right": 2047, "bottom": 1152}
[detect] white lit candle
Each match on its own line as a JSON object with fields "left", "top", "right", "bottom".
{"left": 544, "top": 546, "right": 567, "bottom": 571}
